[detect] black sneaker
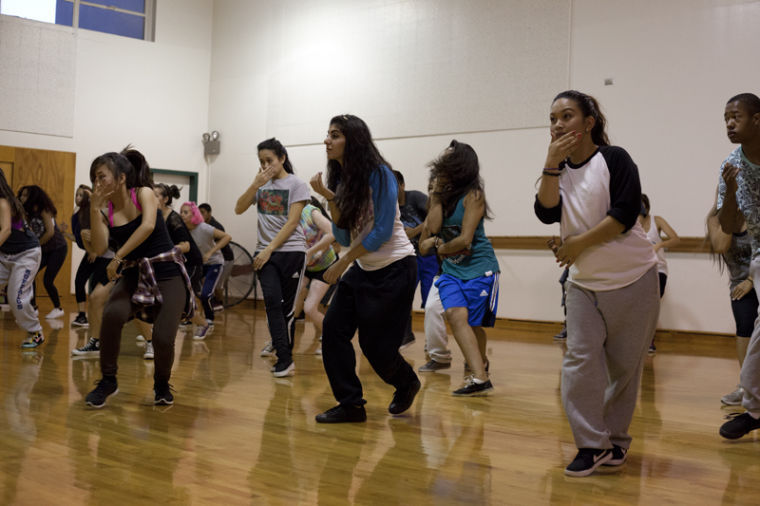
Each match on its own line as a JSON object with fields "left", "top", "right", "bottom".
{"left": 316, "top": 404, "right": 367, "bottom": 423}
{"left": 720, "top": 412, "right": 760, "bottom": 439}
{"left": 553, "top": 324, "right": 567, "bottom": 341}
{"left": 603, "top": 445, "right": 628, "bottom": 466}
{"left": 418, "top": 359, "right": 451, "bottom": 372}
{"left": 648, "top": 342, "right": 656, "bottom": 354}
{"left": 453, "top": 376, "right": 493, "bottom": 396}
{"left": 565, "top": 448, "right": 612, "bottom": 477}
{"left": 389, "top": 377, "right": 421, "bottom": 415}
{"left": 154, "top": 382, "right": 174, "bottom": 406}
{"left": 399, "top": 334, "right": 415, "bottom": 351}
{"left": 272, "top": 360, "right": 295, "bottom": 377}
{"left": 72, "top": 313, "right": 89, "bottom": 327}
{"left": 85, "top": 377, "right": 119, "bottom": 408}
{"left": 72, "top": 337, "right": 100, "bottom": 357}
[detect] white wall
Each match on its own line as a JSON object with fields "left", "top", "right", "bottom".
{"left": 207, "top": 0, "right": 758, "bottom": 334}
{"left": 0, "top": 0, "right": 214, "bottom": 292}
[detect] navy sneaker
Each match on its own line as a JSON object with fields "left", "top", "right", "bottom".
{"left": 154, "top": 381, "right": 174, "bottom": 406}
{"left": 565, "top": 448, "right": 612, "bottom": 477}
{"left": 603, "top": 445, "right": 628, "bottom": 466}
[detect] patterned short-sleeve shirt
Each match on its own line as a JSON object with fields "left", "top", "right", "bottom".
{"left": 717, "top": 146, "right": 760, "bottom": 259}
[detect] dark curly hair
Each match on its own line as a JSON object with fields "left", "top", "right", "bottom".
{"left": 428, "top": 139, "right": 491, "bottom": 219}
{"left": 18, "top": 185, "right": 57, "bottom": 217}
{"left": 326, "top": 114, "right": 392, "bottom": 231}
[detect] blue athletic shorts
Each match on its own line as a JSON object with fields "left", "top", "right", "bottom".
{"left": 435, "top": 272, "right": 499, "bottom": 327}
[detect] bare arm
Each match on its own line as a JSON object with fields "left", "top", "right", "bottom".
{"left": 252, "top": 201, "right": 306, "bottom": 270}
{"left": 436, "top": 191, "right": 484, "bottom": 257}
{"left": 39, "top": 210, "right": 56, "bottom": 245}
{"left": 718, "top": 163, "right": 744, "bottom": 234}
{"left": 306, "top": 209, "right": 336, "bottom": 261}
{"left": 706, "top": 213, "right": 732, "bottom": 254}
{"left": 203, "top": 228, "right": 231, "bottom": 263}
{"left": 0, "top": 200, "right": 12, "bottom": 248}
{"left": 235, "top": 165, "right": 279, "bottom": 214}
{"left": 654, "top": 215, "right": 680, "bottom": 251}
{"left": 555, "top": 216, "right": 625, "bottom": 267}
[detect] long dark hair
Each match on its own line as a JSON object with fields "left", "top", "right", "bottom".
{"left": 429, "top": 139, "right": 491, "bottom": 219}
{"left": 326, "top": 114, "right": 392, "bottom": 231}
{"left": 257, "top": 138, "right": 294, "bottom": 174}
{"left": 0, "top": 169, "right": 26, "bottom": 222}
{"left": 19, "top": 185, "right": 57, "bottom": 217}
{"left": 155, "top": 183, "right": 181, "bottom": 206}
{"left": 89, "top": 152, "right": 138, "bottom": 188}
{"left": 553, "top": 90, "right": 610, "bottom": 147}
{"left": 121, "top": 145, "right": 154, "bottom": 188}
{"left": 76, "top": 184, "right": 92, "bottom": 228}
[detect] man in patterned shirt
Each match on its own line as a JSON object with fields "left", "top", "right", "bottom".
{"left": 716, "top": 93, "right": 760, "bottom": 439}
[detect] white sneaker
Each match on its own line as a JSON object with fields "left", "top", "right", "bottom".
{"left": 143, "top": 341, "right": 155, "bottom": 360}
{"left": 721, "top": 386, "right": 744, "bottom": 406}
{"left": 45, "top": 307, "right": 64, "bottom": 319}
{"left": 260, "top": 341, "right": 274, "bottom": 357}
{"left": 136, "top": 334, "right": 146, "bottom": 342}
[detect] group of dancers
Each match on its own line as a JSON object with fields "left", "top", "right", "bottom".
{"left": 1, "top": 89, "right": 760, "bottom": 478}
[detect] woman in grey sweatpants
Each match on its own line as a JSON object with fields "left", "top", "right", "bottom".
{"left": 535, "top": 90, "right": 660, "bottom": 477}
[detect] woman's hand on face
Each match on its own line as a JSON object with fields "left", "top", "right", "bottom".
{"left": 310, "top": 173, "right": 335, "bottom": 201}
{"left": 254, "top": 164, "right": 279, "bottom": 187}
{"left": 323, "top": 257, "right": 348, "bottom": 285}
{"left": 546, "top": 131, "right": 582, "bottom": 168}
{"left": 91, "top": 182, "right": 115, "bottom": 209}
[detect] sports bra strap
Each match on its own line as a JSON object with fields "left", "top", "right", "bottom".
{"left": 107, "top": 187, "right": 144, "bottom": 227}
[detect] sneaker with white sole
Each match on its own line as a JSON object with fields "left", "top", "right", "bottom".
{"left": 453, "top": 376, "right": 493, "bottom": 396}
{"left": 72, "top": 337, "right": 100, "bottom": 357}
{"left": 154, "top": 381, "right": 174, "bottom": 405}
{"left": 272, "top": 361, "right": 295, "bottom": 377}
{"left": 136, "top": 334, "right": 146, "bottom": 342}
{"left": 45, "top": 307, "right": 64, "bottom": 319}
{"left": 603, "top": 445, "right": 628, "bottom": 466}
{"left": 143, "top": 341, "right": 155, "bottom": 360}
{"left": 72, "top": 313, "right": 89, "bottom": 327}
{"left": 418, "top": 359, "right": 451, "bottom": 372}
{"left": 565, "top": 448, "right": 613, "bottom": 477}
{"left": 260, "top": 341, "right": 274, "bottom": 357}
{"left": 721, "top": 386, "right": 744, "bottom": 406}
{"left": 194, "top": 324, "right": 211, "bottom": 340}
{"left": 85, "top": 377, "right": 119, "bottom": 408}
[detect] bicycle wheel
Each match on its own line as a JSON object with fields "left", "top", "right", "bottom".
{"left": 222, "top": 241, "right": 255, "bottom": 308}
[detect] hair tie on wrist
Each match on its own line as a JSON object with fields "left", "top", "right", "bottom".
{"left": 543, "top": 169, "right": 562, "bottom": 177}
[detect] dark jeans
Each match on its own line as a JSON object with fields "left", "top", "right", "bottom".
{"left": 32, "top": 244, "right": 67, "bottom": 308}
{"left": 100, "top": 274, "right": 185, "bottom": 385}
{"left": 322, "top": 255, "right": 419, "bottom": 406}
{"left": 200, "top": 264, "right": 222, "bottom": 321}
{"left": 257, "top": 251, "right": 306, "bottom": 364}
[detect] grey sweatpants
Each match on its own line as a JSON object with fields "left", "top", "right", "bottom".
{"left": 740, "top": 257, "right": 760, "bottom": 414}
{"left": 424, "top": 276, "right": 451, "bottom": 364}
{"left": 562, "top": 266, "right": 659, "bottom": 450}
{"left": 0, "top": 247, "right": 42, "bottom": 333}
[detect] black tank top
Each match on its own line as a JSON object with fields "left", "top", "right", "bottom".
{"left": 1, "top": 219, "right": 40, "bottom": 254}
{"left": 110, "top": 211, "right": 179, "bottom": 280}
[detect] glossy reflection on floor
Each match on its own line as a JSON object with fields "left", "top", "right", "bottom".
{"left": 0, "top": 301, "right": 757, "bottom": 504}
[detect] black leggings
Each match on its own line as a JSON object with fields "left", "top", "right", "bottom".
{"left": 74, "top": 255, "right": 110, "bottom": 303}
{"left": 100, "top": 273, "right": 186, "bottom": 384}
{"left": 33, "top": 244, "right": 67, "bottom": 308}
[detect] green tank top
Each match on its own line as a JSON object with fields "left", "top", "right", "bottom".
{"left": 440, "top": 195, "right": 500, "bottom": 280}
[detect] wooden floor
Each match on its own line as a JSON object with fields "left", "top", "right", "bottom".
{"left": 0, "top": 297, "right": 758, "bottom": 505}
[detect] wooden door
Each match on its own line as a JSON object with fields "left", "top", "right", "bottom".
{"left": 0, "top": 145, "right": 76, "bottom": 299}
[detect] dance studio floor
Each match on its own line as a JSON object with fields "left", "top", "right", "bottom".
{"left": 0, "top": 298, "right": 757, "bottom": 505}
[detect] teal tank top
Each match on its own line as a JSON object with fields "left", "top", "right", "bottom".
{"left": 440, "top": 195, "right": 500, "bottom": 280}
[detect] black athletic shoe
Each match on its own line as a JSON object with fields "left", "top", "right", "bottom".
{"left": 453, "top": 376, "right": 493, "bottom": 396}
{"left": 72, "top": 313, "right": 89, "bottom": 327}
{"left": 565, "top": 448, "right": 612, "bottom": 477}
{"left": 85, "top": 377, "right": 119, "bottom": 408}
{"left": 720, "top": 412, "right": 760, "bottom": 439}
{"left": 316, "top": 404, "right": 367, "bottom": 423}
{"left": 553, "top": 324, "right": 567, "bottom": 341}
{"left": 154, "top": 381, "right": 175, "bottom": 406}
{"left": 272, "top": 360, "right": 295, "bottom": 377}
{"left": 388, "top": 378, "right": 421, "bottom": 415}
{"left": 603, "top": 445, "right": 628, "bottom": 466}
